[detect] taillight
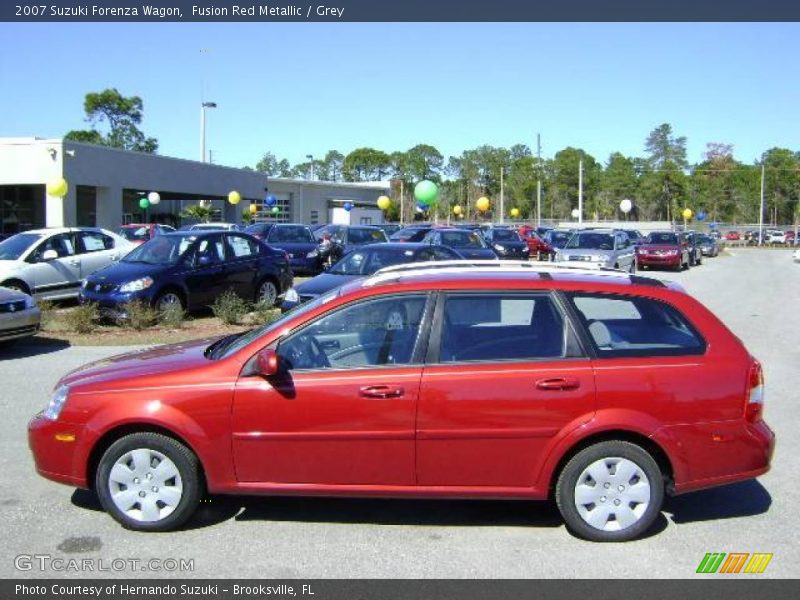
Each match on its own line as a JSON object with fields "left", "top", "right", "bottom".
{"left": 745, "top": 360, "right": 764, "bottom": 423}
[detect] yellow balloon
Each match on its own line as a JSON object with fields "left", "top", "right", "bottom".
{"left": 249, "top": 203, "right": 258, "bottom": 214}
{"left": 377, "top": 195, "right": 391, "bottom": 210}
{"left": 476, "top": 197, "right": 490, "bottom": 212}
{"left": 228, "top": 191, "right": 241, "bottom": 205}
{"left": 453, "top": 205, "right": 463, "bottom": 215}
{"left": 682, "top": 208, "right": 693, "bottom": 220}
{"left": 510, "top": 207, "right": 520, "bottom": 218}
{"left": 46, "top": 177, "right": 68, "bottom": 197}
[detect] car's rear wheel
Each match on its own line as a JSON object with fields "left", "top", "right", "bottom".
{"left": 256, "top": 279, "right": 278, "bottom": 306}
{"left": 555, "top": 440, "right": 664, "bottom": 542}
{"left": 155, "top": 290, "right": 184, "bottom": 312}
{"left": 95, "top": 432, "right": 201, "bottom": 532}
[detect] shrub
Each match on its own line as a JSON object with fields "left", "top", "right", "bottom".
{"left": 250, "top": 301, "right": 280, "bottom": 326}
{"left": 159, "top": 303, "right": 186, "bottom": 329}
{"left": 123, "top": 300, "right": 159, "bottom": 331}
{"left": 36, "top": 299, "right": 57, "bottom": 329}
{"left": 211, "top": 289, "right": 249, "bottom": 325}
{"left": 63, "top": 303, "right": 99, "bottom": 334}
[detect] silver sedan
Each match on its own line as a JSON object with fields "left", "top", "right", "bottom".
{"left": 0, "top": 286, "right": 40, "bottom": 345}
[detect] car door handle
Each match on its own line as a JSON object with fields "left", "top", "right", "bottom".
{"left": 110, "top": 253, "right": 120, "bottom": 261}
{"left": 68, "top": 259, "right": 80, "bottom": 267}
{"left": 536, "top": 377, "right": 581, "bottom": 391}
{"left": 359, "top": 385, "right": 404, "bottom": 399}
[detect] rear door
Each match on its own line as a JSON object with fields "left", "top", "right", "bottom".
{"left": 223, "top": 233, "right": 262, "bottom": 300}
{"left": 75, "top": 230, "right": 120, "bottom": 278}
{"left": 416, "top": 291, "right": 596, "bottom": 487}
{"left": 182, "top": 234, "right": 227, "bottom": 308}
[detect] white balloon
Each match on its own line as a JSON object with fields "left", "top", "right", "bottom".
{"left": 571, "top": 208, "right": 580, "bottom": 219}
{"left": 620, "top": 198, "right": 632, "bottom": 214}
{"left": 147, "top": 191, "right": 161, "bottom": 205}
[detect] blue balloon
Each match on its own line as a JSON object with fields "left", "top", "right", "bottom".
{"left": 265, "top": 194, "right": 277, "bottom": 207}
{"left": 416, "top": 203, "right": 428, "bottom": 211}
{"left": 343, "top": 202, "right": 354, "bottom": 212}
{"left": 697, "top": 211, "right": 707, "bottom": 221}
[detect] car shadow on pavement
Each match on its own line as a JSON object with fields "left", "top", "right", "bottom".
{"left": 0, "top": 337, "right": 70, "bottom": 359}
{"left": 664, "top": 480, "right": 772, "bottom": 524}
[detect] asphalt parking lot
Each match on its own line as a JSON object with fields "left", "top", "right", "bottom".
{"left": 1, "top": 249, "right": 798, "bottom": 579}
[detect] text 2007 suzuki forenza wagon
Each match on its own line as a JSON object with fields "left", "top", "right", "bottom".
{"left": 29, "top": 263, "right": 774, "bottom": 542}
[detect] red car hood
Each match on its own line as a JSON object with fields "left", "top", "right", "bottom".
{"left": 638, "top": 244, "right": 680, "bottom": 251}
{"left": 57, "top": 337, "right": 222, "bottom": 390}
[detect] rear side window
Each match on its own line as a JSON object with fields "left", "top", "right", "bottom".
{"left": 568, "top": 293, "right": 705, "bottom": 357}
{"left": 439, "top": 294, "right": 567, "bottom": 362}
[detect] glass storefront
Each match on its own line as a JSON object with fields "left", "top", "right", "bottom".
{"left": 0, "top": 185, "right": 46, "bottom": 235}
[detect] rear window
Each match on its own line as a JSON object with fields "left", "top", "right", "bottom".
{"left": 646, "top": 232, "right": 678, "bottom": 245}
{"left": 568, "top": 293, "right": 705, "bottom": 357}
{"left": 267, "top": 226, "right": 314, "bottom": 243}
{"left": 349, "top": 228, "right": 386, "bottom": 245}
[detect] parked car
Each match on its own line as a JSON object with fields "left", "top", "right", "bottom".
{"left": 0, "top": 286, "right": 40, "bottom": 345}
{"left": 793, "top": 248, "right": 800, "bottom": 263}
{"left": 79, "top": 231, "right": 292, "bottom": 316}
{"left": 785, "top": 230, "right": 796, "bottom": 245}
{"left": 243, "top": 223, "right": 322, "bottom": 275}
{"left": 28, "top": 262, "right": 774, "bottom": 541}
{"left": 0, "top": 228, "right": 134, "bottom": 300}
{"left": 117, "top": 224, "right": 176, "bottom": 245}
{"left": 724, "top": 231, "right": 741, "bottom": 241}
{"left": 517, "top": 226, "right": 552, "bottom": 261}
{"left": 554, "top": 229, "right": 636, "bottom": 272}
{"left": 189, "top": 222, "right": 240, "bottom": 232}
{"left": 542, "top": 229, "right": 573, "bottom": 260}
{"left": 766, "top": 230, "right": 787, "bottom": 245}
{"left": 621, "top": 229, "right": 645, "bottom": 246}
{"left": 282, "top": 242, "right": 463, "bottom": 310}
{"left": 635, "top": 231, "right": 691, "bottom": 271}
{"left": 314, "top": 225, "right": 389, "bottom": 267}
{"left": 421, "top": 228, "right": 498, "bottom": 260}
{"left": 389, "top": 225, "right": 438, "bottom": 243}
{"left": 376, "top": 223, "right": 402, "bottom": 238}
{"left": 696, "top": 234, "right": 720, "bottom": 257}
{"left": 482, "top": 228, "right": 531, "bottom": 260}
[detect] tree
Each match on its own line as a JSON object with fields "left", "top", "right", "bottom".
{"left": 255, "top": 152, "right": 292, "bottom": 177}
{"left": 402, "top": 144, "right": 444, "bottom": 182}
{"left": 550, "top": 147, "right": 601, "bottom": 220}
{"left": 65, "top": 88, "right": 158, "bottom": 153}
{"left": 642, "top": 123, "right": 688, "bottom": 221}
{"left": 760, "top": 148, "right": 800, "bottom": 225}
{"left": 317, "top": 150, "right": 345, "bottom": 181}
{"left": 342, "top": 148, "right": 391, "bottom": 181}
{"left": 600, "top": 153, "right": 639, "bottom": 219}
{"left": 181, "top": 203, "right": 214, "bottom": 223}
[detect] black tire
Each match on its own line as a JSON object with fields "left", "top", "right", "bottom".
{"left": 95, "top": 432, "right": 202, "bottom": 532}
{"left": 555, "top": 440, "right": 664, "bottom": 542}
{"left": 255, "top": 278, "right": 279, "bottom": 306}
{"left": 154, "top": 289, "right": 185, "bottom": 312}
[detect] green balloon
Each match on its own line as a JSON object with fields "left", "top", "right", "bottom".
{"left": 414, "top": 180, "right": 438, "bottom": 206}
{"left": 271, "top": 206, "right": 280, "bottom": 214}
{"left": 139, "top": 198, "right": 149, "bottom": 209}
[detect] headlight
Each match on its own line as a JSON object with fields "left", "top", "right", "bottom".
{"left": 284, "top": 287, "right": 299, "bottom": 303}
{"left": 44, "top": 385, "right": 69, "bottom": 421}
{"left": 306, "top": 249, "right": 319, "bottom": 258}
{"left": 119, "top": 277, "right": 153, "bottom": 293}
{"left": 494, "top": 244, "right": 506, "bottom": 252}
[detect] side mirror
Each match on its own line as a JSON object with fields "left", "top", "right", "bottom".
{"left": 256, "top": 348, "right": 280, "bottom": 377}
{"left": 41, "top": 249, "right": 59, "bottom": 261}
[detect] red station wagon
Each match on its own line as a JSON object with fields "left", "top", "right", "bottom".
{"left": 28, "top": 262, "right": 774, "bottom": 541}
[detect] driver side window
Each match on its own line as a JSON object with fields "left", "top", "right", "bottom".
{"left": 277, "top": 295, "right": 428, "bottom": 371}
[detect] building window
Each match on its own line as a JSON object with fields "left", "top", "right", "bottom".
{"left": 0, "top": 185, "right": 46, "bottom": 234}
{"left": 310, "top": 210, "right": 319, "bottom": 225}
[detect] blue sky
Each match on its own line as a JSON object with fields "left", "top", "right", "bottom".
{"left": 1, "top": 22, "right": 798, "bottom": 169}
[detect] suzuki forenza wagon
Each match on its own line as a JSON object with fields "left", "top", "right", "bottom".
{"left": 29, "top": 262, "right": 774, "bottom": 542}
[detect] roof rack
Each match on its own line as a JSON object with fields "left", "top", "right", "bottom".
{"left": 365, "top": 260, "right": 633, "bottom": 286}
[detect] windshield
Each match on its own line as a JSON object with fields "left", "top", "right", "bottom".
{"left": 267, "top": 225, "right": 314, "bottom": 243}
{"left": 546, "top": 231, "right": 572, "bottom": 247}
{"left": 624, "top": 230, "right": 642, "bottom": 240}
{"left": 349, "top": 228, "right": 387, "bottom": 245}
{"left": 330, "top": 247, "right": 417, "bottom": 275}
{"left": 118, "top": 226, "right": 150, "bottom": 242}
{"left": 216, "top": 289, "right": 340, "bottom": 359}
{"left": 566, "top": 232, "right": 615, "bottom": 250}
{"left": 441, "top": 230, "right": 486, "bottom": 249}
{"left": 0, "top": 233, "right": 41, "bottom": 260}
{"left": 491, "top": 229, "right": 520, "bottom": 242}
{"left": 123, "top": 235, "right": 195, "bottom": 265}
{"left": 390, "top": 227, "right": 427, "bottom": 241}
{"left": 244, "top": 224, "right": 270, "bottom": 235}
{"left": 646, "top": 232, "right": 679, "bottom": 245}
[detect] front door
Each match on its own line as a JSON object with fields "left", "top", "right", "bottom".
{"left": 26, "top": 232, "right": 82, "bottom": 299}
{"left": 417, "top": 292, "right": 596, "bottom": 487}
{"left": 232, "top": 293, "right": 431, "bottom": 485}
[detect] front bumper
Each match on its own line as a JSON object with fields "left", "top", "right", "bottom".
{"left": 79, "top": 287, "right": 154, "bottom": 318}
{"left": 287, "top": 255, "right": 322, "bottom": 275}
{"left": 0, "top": 307, "right": 41, "bottom": 341}
{"left": 28, "top": 412, "right": 87, "bottom": 488}
{"left": 636, "top": 253, "right": 681, "bottom": 268}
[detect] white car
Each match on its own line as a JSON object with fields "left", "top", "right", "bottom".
{"left": 0, "top": 228, "right": 134, "bottom": 300}
{"left": 766, "top": 230, "right": 787, "bottom": 244}
{"left": 793, "top": 248, "right": 800, "bottom": 263}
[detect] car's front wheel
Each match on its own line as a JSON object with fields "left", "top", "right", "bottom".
{"left": 95, "top": 432, "right": 202, "bottom": 532}
{"left": 155, "top": 290, "right": 184, "bottom": 312}
{"left": 555, "top": 440, "right": 664, "bottom": 542}
{"left": 256, "top": 279, "right": 278, "bottom": 306}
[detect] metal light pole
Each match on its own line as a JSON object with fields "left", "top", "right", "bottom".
{"left": 499, "top": 166, "right": 505, "bottom": 224}
{"left": 399, "top": 179, "right": 405, "bottom": 225}
{"left": 200, "top": 101, "right": 217, "bottom": 162}
{"left": 536, "top": 133, "right": 542, "bottom": 227}
{"left": 306, "top": 154, "right": 314, "bottom": 180}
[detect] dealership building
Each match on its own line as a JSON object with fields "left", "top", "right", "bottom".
{"left": 0, "top": 137, "right": 390, "bottom": 235}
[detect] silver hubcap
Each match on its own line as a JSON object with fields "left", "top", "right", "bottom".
{"left": 574, "top": 457, "right": 651, "bottom": 532}
{"left": 108, "top": 448, "right": 183, "bottom": 522}
{"left": 258, "top": 282, "right": 277, "bottom": 305}
{"left": 157, "top": 293, "right": 181, "bottom": 311}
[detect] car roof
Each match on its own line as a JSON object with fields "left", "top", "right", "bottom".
{"left": 22, "top": 227, "right": 116, "bottom": 236}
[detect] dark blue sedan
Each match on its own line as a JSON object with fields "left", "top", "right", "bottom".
{"left": 244, "top": 223, "right": 322, "bottom": 275}
{"left": 281, "top": 242, "right": 463, "bottom": 311}
{"left": 79, "top": 231, "right": 292, "bottom": 315}
{"left": 421, "top": 228, "right": 499, "bottom": 260}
